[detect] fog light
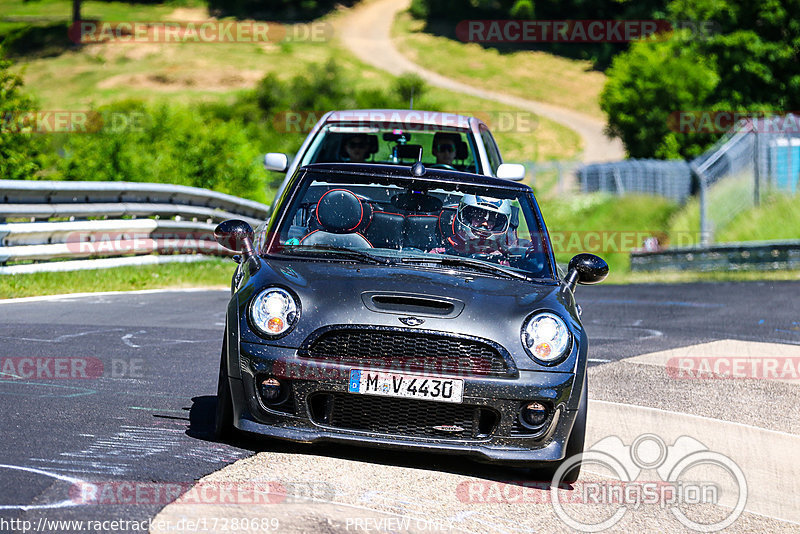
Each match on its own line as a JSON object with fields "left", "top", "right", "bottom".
{"left": 259, "top": 378, "right": 282, "bottom": 401}
{"left": 520, "top": 401, "right": 548, "bottom": 428}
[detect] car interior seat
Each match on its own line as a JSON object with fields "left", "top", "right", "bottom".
{"left": 364, "top": 209, "right": 404, "bottom": 249}
{"left": 437, "top": 205, "right": 459, "bottom": 247}
{"left": 455, "top": 140, "right": 469, "bottom": 161}
{"left": 300, "top": 189, "right": 373, "bottom": 247}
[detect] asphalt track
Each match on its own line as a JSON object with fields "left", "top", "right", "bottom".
{"left": 0, "top": 283, "right": 798, "bottom": 533}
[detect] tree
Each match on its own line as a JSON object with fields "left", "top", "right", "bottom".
{"left": 601, "top": 32, "right": 719, "bottom": 159}
{"left": 602, "top": 0, "right": 800, "bottom": 159}
{"left": 0, "top": 48, "right": 42, "bottom": 180}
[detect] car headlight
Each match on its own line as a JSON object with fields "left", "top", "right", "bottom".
{"left": 521, "top": 312, "right": 571, "bottom": 363}
{"left": 249, "top": 288, "right": 300, "bottom": 338}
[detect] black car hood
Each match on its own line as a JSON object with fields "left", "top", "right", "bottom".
{"left": 237, "top": 257, "right": 580, "bottom": 372}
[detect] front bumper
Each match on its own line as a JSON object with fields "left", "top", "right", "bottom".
{"left": 230, "top": 342, "right": 582, "bottom": 464}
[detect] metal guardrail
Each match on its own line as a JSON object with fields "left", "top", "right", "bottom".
{"left": 0, "top": 180, "right": 270, "bottom": 274}
{"left": 630, "top": 241, "right": 800, "bottom": 272}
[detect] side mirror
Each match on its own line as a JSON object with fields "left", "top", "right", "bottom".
{"left": 564, "top": 253, "right": 608, "bottom": 292}
{"left": 264, "top": 153, "right": 289, "bottom": 172}
{"left": 215, "top": 219, "right": 256, "bottom": 259}
{"left": 496, "top": 163, "right": 526, "bottom": 181}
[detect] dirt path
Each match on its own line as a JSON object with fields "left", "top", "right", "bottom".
{"left": 335, "top": 0, "right": 625, "bottom": 163}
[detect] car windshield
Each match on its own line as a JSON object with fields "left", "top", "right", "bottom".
{"left": 263, "top": 170, "right": 555, "bottom": 280}
{"left": 298, "top": 124, "right": 482, "bottom": 174}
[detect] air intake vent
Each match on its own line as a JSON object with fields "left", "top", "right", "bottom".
{"left": 362, "top": 292, "right": 464, "bottom": 318}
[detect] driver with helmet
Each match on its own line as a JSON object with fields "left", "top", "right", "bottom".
{"left": 430, "top": 194, "right": 515, "bottom": 263}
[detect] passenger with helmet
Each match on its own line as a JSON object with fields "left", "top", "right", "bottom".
{"left": 430, "top": 194, "right": 515, "bottom": 264}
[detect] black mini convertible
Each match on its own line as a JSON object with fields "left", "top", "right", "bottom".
{"left": 213, "top": 162, "right": 607, "bottom": 482}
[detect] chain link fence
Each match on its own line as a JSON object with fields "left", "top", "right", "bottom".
{"left": 572, "top": 113, "right": 800, "bottom": 245}
{"left": 521, "top": 160, "right": 581, "bottom": 195}
{"left": 576, "top": 159, "right": 693, "bottom": 203}
{"left": 693, "top": 115, "right": 800, "bottom": 245}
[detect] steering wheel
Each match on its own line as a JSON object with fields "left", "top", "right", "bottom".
{"left": 428, "top": 163, "right": 456, "bottom": 170}
{"left": 521, "top": 246, "right": 546, "bottom": 271}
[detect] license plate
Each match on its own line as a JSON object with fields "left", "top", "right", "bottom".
{"left": 348, "top": 370, "right": 463, "bottom": 403}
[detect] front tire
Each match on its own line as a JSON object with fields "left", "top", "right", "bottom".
{"left": 214, "top": 335, "right": 235, "bottom": 440}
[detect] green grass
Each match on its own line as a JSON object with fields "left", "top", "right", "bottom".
{"left": 538, "top": 193, "right": 680, "bottom": 279}
{"left": 392, "top": 12, "right": 607, "bottom": 120}
{"left": 715, "top": 193, "right": 800, "bottom": 243}
{"left": 668, "top": 182, "right": 799, "bottom": 246}
{"left": 539, "top": 190, "right": 800, "bottom": 282}
{"left": 5, "top": 1, "right": 579, "bottom": 162}
{"left": 0, "top": 0, "right": 193, "bottom": 22}
{"left": 0, "top": 258, "right": 232, "bottom": 299}
{"left": 605, "top": 268, "right": 800, "bottom": 285}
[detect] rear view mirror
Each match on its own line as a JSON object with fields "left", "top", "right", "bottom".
{"left": 394, "top": 144, "right": 423, "bottom": 161}
{"left": 496, "top": 163, "right": 526, "bottom": 181}
{"left": 264, "top": 153, "right": 289, "bottom": 172}
{"left": 383, "top": 131, "right": 411, "bottom": 143}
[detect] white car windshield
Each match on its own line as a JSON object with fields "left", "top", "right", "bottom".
{"left": 298, "top": 125, "right": 482, "bottom": 174}
{"left": 264, "top": 169, "right": 555, "bottom": 280}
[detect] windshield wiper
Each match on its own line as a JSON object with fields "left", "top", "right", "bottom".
{"left": 400, "top": 255, "right": 530, "bottom": 281}
{"left": 283, "top": 245, "right": 392, "bottom": 265}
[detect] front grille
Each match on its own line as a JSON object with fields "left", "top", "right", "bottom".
{"left": 510, "top": 409, "right": 551, "bottom": 437}
{"left": 254, "top": 375, "right": 298, "bottom": 415}
{"left": 510, "top": 416, "right": 534, "bottom": 436}
{"left": 300, "top": 328, "right": 512, "bottom": 378}
{"left": 308, "top": 392, "right": 498, "bottom": 440}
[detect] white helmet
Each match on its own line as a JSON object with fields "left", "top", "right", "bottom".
{"left": 455, "top": 194, "right": 512, "bottom": 245}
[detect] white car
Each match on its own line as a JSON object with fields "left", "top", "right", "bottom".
{"left": 265, "top": 109, "right": 526, "bottom": 206}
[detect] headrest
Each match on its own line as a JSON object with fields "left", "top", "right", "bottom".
{"left": 456, "top": 140, "right": 469, "bottom": 160}
{"left": 437, "top": 205, "right": 458, "bottom": 243}
{"left": 315, "top": 189, "right": 365, "bottom": 234}
{"left": 391, "top": 191, "right": 443, "bottom": 213}
{"left": 432, "top": 132, "right": 461, "bottom": 149}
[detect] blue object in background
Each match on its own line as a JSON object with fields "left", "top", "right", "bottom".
{"left": 770, "top": 139, "right": 800, "bottom": 193}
